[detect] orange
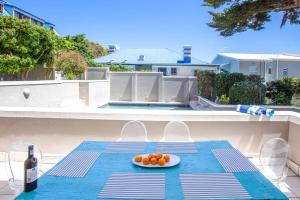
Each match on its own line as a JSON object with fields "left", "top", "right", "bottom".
{"left": 148, "top": 154, "right": 154, "bottom": 160}
{"left": 156, "top": 153, "right": 163, "bottom": 160}
{"left": 143, "top": 157, "right": 150, "bottom": 165}
{"left": 150, "top": 157, "right": 158, "bottom": 165}
{"left": 135, "top": 155, "right": 142, "bottom": 162}
{"left": 164, "top": 154, "right": 170, "bottom": 162}
{"left": 158, "top": 158, "right": 166, "bottom": 166}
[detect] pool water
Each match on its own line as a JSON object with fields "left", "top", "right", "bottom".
{"left": 99, "top": 103, "right": 193, "bottom": 110}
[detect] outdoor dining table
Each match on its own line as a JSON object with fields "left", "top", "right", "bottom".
{"left": 16, "top": 141, "right": 288, "bottom": 200}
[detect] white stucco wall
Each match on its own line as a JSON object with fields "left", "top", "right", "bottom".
{"left": 83, "top": 67, "right": 109, "bottom": 80}
{"left": 277, "top": 60, "right": 300, "bottom": 80}
{"left": 110, "top": 72, "right": 197, "bottom": 103}
{"left": 0, "top": 81, "right": 78, "bottom": 107}
{"left": 79, "top": 80, "right": 110, "bottom": 107}
{"left": 110, "top": 73, "right": 133, "bottom": 101}
{"left": 0, "top": 81, "right": 109, "bottom": 108}
{"left": 136, "top": 73, "right": 162, "bottom": 102}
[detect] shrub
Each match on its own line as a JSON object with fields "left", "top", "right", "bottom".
{"left": 109, "top": 65, "right": 131, "bottom": 72}
{"left": 196, "top": 70, "right": 216, "bottom": 100}
{"left": 215, "top": 73, "right": 246, "bottom": 97}
{"left": 292, "top": 78, "right": 300, "bottom": 94}
{"left": 220, "top": 94, "right": 230, "bottom": 104}
{"left": 55, "top": 51, "right": 87, "bottom": 80}
{"left": 266, "top": 80, "right": 293, "bottom": 105}
{"left": 246, "top": 74, "right": 264, "bottom": 83}
{"left": 273, "top": 92, "right": 292, "bottom": 105}
{"left": 229, "top": 81, "right": 266, "bottom": 104}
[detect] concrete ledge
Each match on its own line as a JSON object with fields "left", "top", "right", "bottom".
{"left": 0, "top": 81, "right": 63, "bottom": 86}
{"left": 108, "top": 101, "right": 188, "bottom": 105}
{"left": 197, "top": 96, "right": 300, "bottom": 112}
{"left": 0, "top": 107, "right": 294, "bottom": 122}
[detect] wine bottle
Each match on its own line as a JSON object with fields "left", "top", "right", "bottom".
{"left": 24, "top": 145, "right": 38, "bottom": 192}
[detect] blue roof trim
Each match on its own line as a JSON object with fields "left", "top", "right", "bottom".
{"left": 2, "top": 1, "right": 55, "bottom": 26}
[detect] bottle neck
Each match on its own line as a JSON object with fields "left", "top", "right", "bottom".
{"left": 28, "top": 146, "right": 34, "bottom": 158}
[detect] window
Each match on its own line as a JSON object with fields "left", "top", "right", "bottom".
{"left": 158, "top": 68, "right": 167, "bottom": 76}
{"left": 14, "top": 10, "right": 30, "bottom": 20}
{"left": 138, "top": 55, "right": 145, "bottom": 61}
{"left": 267, "top": 61, "right": 273, "bottom": 75}
{"left": 0, "top": 4, "right": 3, "bottom": 13}
{"left": 31, "top": 18, "right": 44, "bottom": 26}
{"left": 249, "top": 66, "right": 258, "bottom": 74}
{"left": 283, "top": 68, "right": 288, "bottom": 77}
{"left": 171, "top": 68, "right": 177, "bottom": 76}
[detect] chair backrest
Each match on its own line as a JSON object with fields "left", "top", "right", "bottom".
{"left": 259, "top": 138, "right": 289, "bottom": 182}
{"left": 162, "top": 121, "right": 193, "bottom": 142}
{"left": 119, "top": 121, "right": 148, "bottom": 141}
{"left": 6, "top": 141, "right": 43, "bottom": 192}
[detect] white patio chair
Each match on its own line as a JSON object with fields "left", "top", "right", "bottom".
{"left": 259, "top": 138, "right": 289, "bottom": 183}
{"left": 6, "top": 141, "right": 43, "bottom": 193}
{"left": 119, "top": 121, "right": 148, "bottom": 141}
{"left": 161, "top": 121, "right": 194, "bottom": 142}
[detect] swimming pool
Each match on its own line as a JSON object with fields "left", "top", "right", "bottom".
{"left": 99, "top": 103, "right": 193, "bottom": 110}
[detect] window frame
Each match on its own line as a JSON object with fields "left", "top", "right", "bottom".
{"left": 171, "top": 67, "right": 177, "bottom": 76}
{"left": 283, "top": 68, "right": 288, "bottom": 77}
{"left": 268, "top": 67, "right": 272, "bottom": 75}
{"left": 249, "top": 65, "right": 258, "bottom": 75}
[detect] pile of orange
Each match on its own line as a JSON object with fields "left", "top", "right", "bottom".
{"left": 134, "top": 153, "right": 170, "bottom": 166}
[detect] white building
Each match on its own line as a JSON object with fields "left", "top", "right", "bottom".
{"left": 95, "top": 46, "right": 219, "bottom": 76}
{"left": 212, "top": 53, "right": 300, "bottom": 82}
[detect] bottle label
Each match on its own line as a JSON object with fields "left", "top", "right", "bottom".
{"left": 26, "top": 166, "right": 37, "bottom": 183}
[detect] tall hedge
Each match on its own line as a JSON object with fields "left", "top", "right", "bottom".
{"left": 215, "top": 73, "right": 246, "bottom": 97}
{"left": 229, "top": 81, "right": 266, "bottom": 104}
{"left": 196, "top": 70, "right": 216, "bottom": 100}
{"left": 266, "top": 80, "right": 294, "bottom": 105}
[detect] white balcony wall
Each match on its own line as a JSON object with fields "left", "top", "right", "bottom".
{"left": 79, "top": 80, "right": 110, "bottom": 107}
{"left": 109, "top": 72, "right": 197, "bottom": 103}
{"left": 0, "top": 81, "right": 79, "bottom": 107}
{"left": 110, "top": 73, "right": 133, "bottom": 101}
{"left": 0, "top": 80, "right": 110, "bottom": 108}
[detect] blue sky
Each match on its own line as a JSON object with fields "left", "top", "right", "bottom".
{"left": 7, "top": 0, "right": 300, "bottom": 62}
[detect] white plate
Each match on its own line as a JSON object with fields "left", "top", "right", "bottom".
{"left": 132, "top": 154, "right": 181, "bottom": 168}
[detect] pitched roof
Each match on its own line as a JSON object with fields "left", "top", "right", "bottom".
{"left": 218, "top": 53, "right": 300, "bottom": 61}
{"left": 95, "top": 48, "right": 208, "bottom": 65}
{"left": 2, "top": 1, "right": 55, "bottom": 26}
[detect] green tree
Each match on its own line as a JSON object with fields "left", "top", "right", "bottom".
{"left": 204, "top": 0, "right": 300, "bottom": 36}
{"left": 63, "top": 34, "right": 108, "bottom": 66}
{"left": 0, "top": 16, "right": 57, "bottom": 79}
{"left": 55, "top": 51, "right": 87, "bottom": 80}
